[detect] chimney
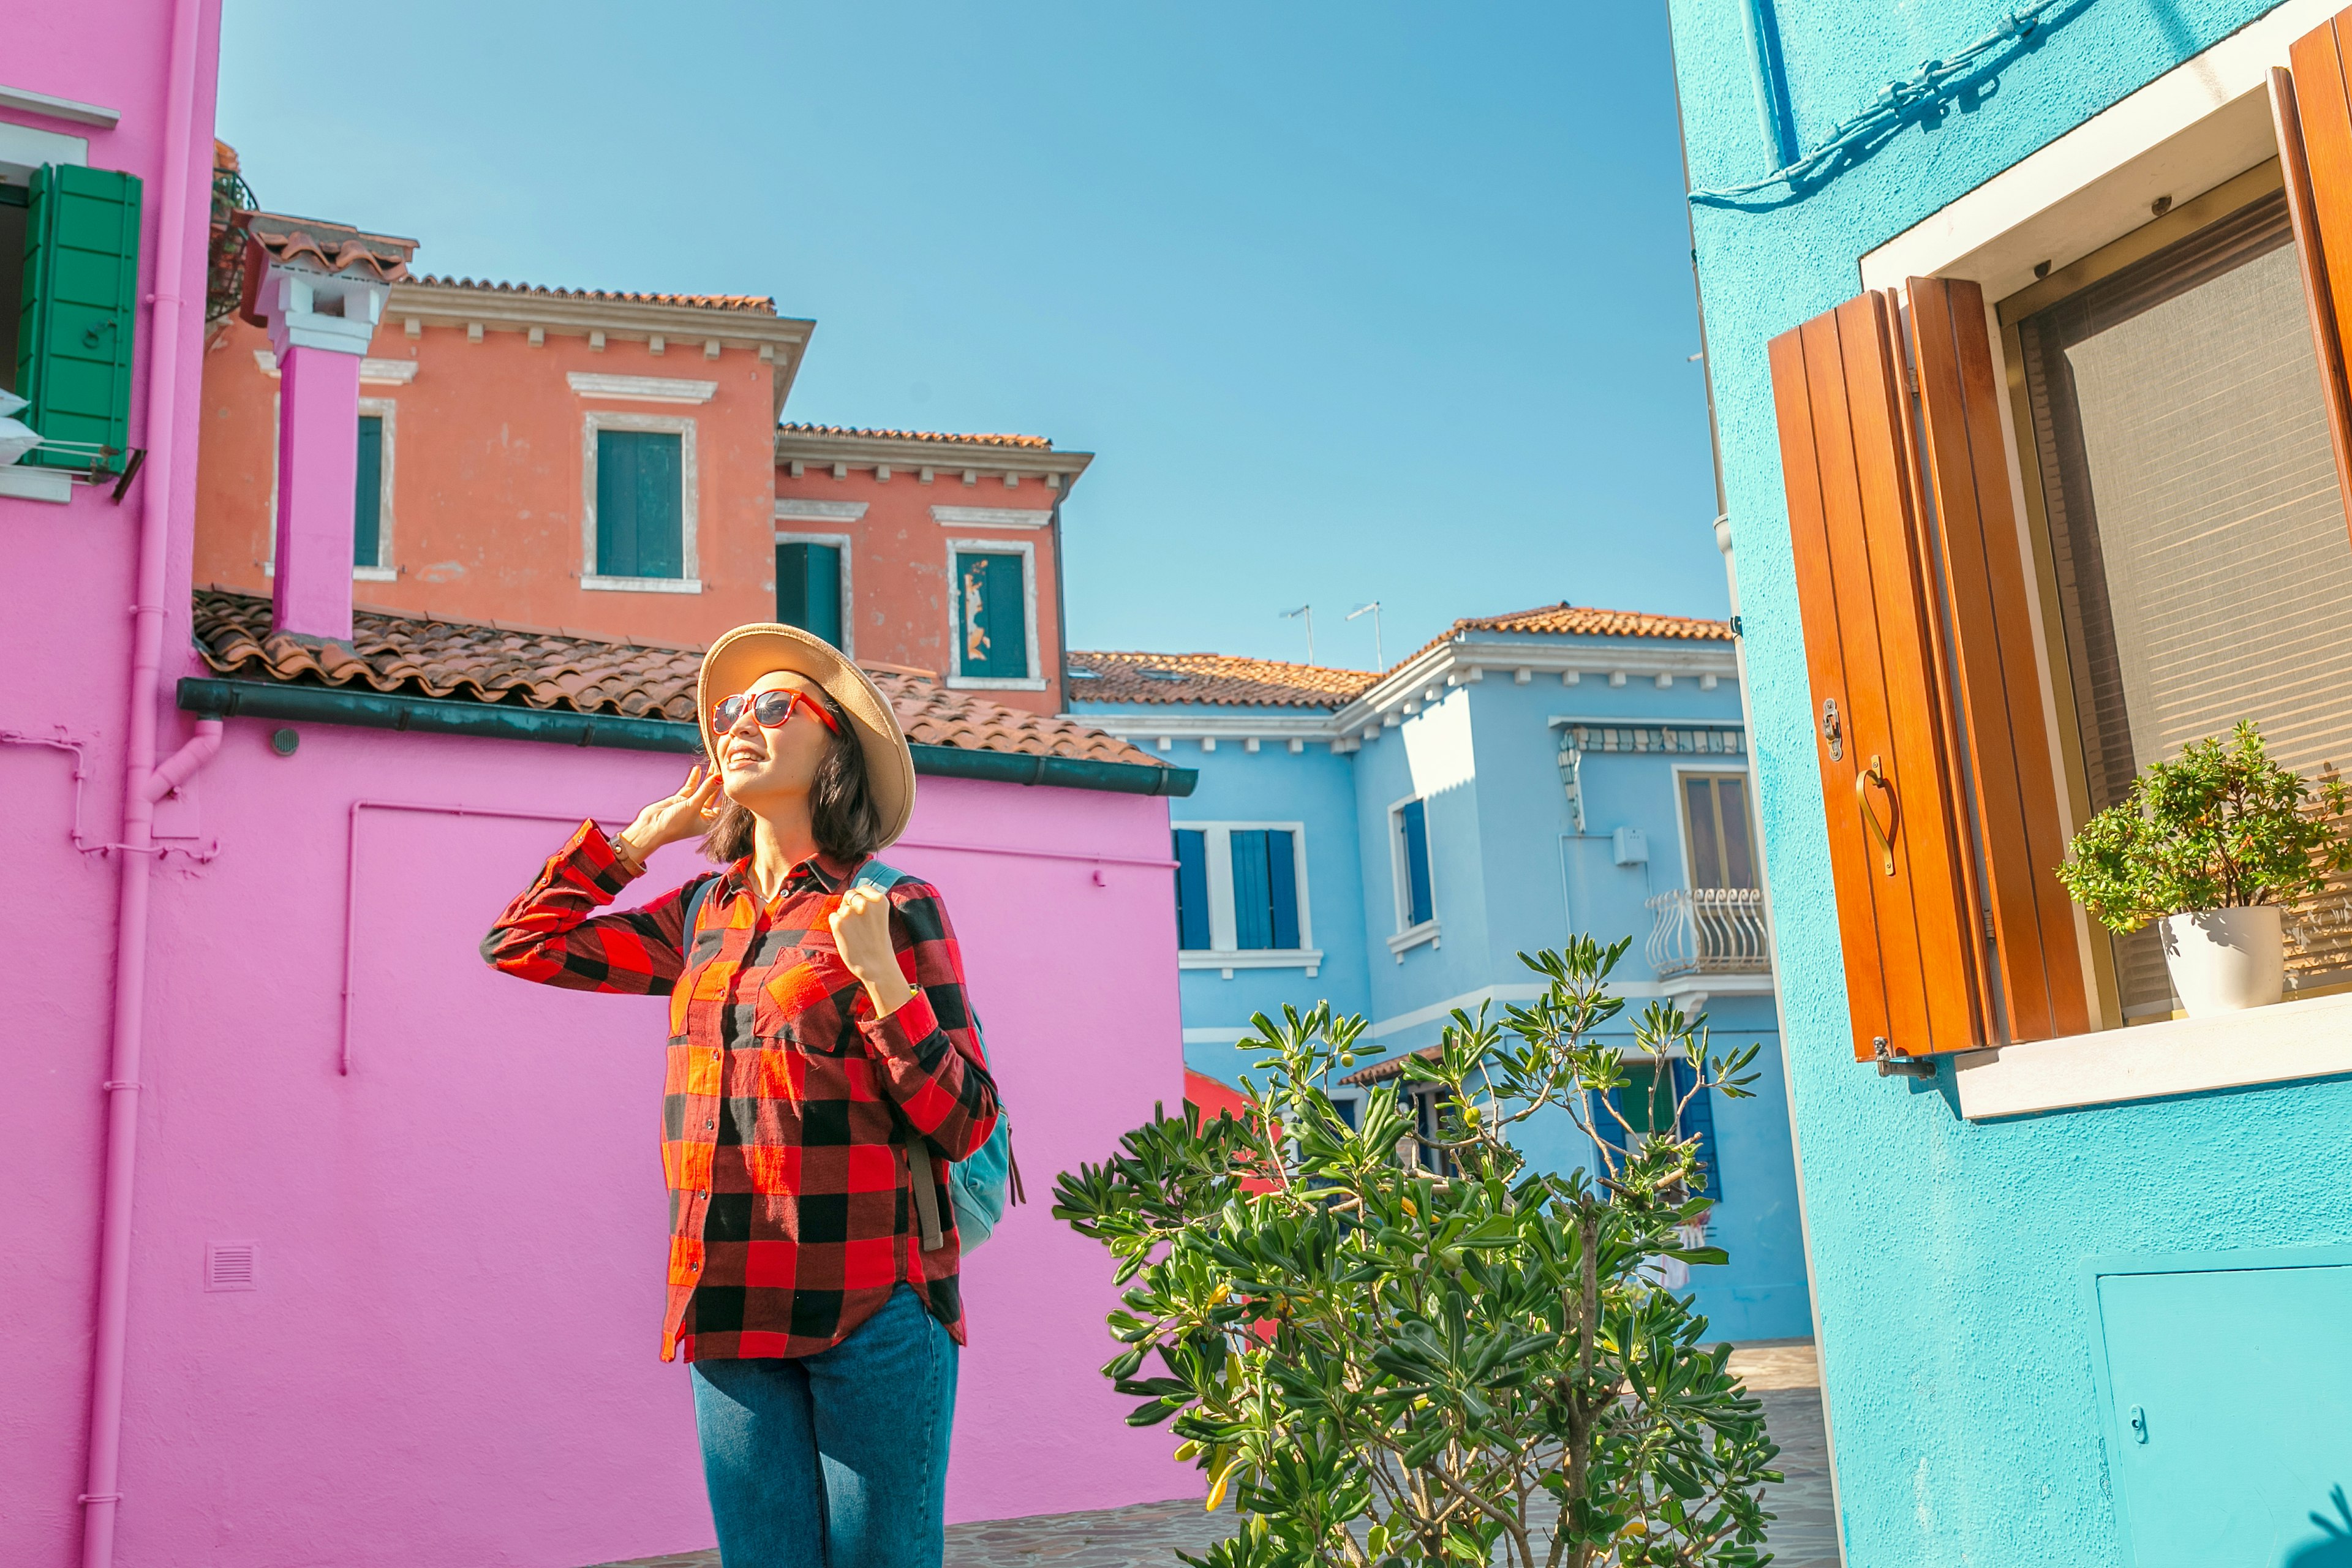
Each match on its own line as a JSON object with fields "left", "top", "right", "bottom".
{"left": 236, "top": 214, "right": 417, "bottom": 643}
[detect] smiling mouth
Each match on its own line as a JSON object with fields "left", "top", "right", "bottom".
{"left": 725, "top": 747, "right": 765, "bottom": 766}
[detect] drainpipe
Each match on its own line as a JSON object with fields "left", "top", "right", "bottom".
{"left": 79, "top": 0, "right": 219, "bottom": 1561}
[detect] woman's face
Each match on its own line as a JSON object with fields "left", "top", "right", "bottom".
{"left": 712, "top": 669, "right": 836, "bottom": 811}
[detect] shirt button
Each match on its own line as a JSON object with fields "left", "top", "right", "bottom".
{"left": 705, "top": 1120, "right": 715, "bottom": 1129}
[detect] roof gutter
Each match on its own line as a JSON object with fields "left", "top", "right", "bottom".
{"left": 177, "top": 677, "right": 1196, "bottom": 797}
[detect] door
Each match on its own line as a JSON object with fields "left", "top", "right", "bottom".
{"left": 2096, "top": 1261, "right": 2352, "bottom": 1566}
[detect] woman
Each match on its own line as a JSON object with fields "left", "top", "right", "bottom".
{"left": 482, "top": 622, "right": 999, "bottom": 1568}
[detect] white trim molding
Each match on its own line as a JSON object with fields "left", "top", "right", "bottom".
{"left": 0, "top": 467, "right": 73, "bottom": 503}
{"left": 775, "top": 499, "right": 869, "bottom": 523}
{"left": 581, "top": 410, "right": 699, "bottom": 590}
{"left": 1182, "top": 950, "right": 1327, "bottom": 979}
{"left": 931, "top": 505, "right": 1054, "bottom": 530}
{"left": 773, "top": 528, "right": 855, "bottom": 657}
{"left": 1174, "top": 820, "right": 1316, "bottom": 968}
{"left": 1954, "top": 990, "right": 2352, "bottom": 1120}
{"left": 355, "top": 396, "right": 398, "bottom": 579}
{"left": 944, "top": 535, "right": 1046, "bottom": 691}
{"left": 1386, "top": 919, "right": 1442, "bottom": 961}
{"left": 0, "top": 121, "right": 87, "bottom": 182}
{"left": 253, "top": 350, "right": 418, "bottom": 385}
{"left": 567, "top": 372, "right": 719, "bottom": 405}
{"left": 0, "top": 83, "right": 121, "bottom": 127}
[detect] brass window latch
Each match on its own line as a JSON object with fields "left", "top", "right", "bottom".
{"left": 1872, "top": 1036, "right": 1937, "bottom": 1079}
{"left": 1820, "top": 697, "right": 1842, "bottom": 761}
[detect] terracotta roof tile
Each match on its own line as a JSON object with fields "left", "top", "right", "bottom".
{"left": 1339, "top": 1045, "right": 1438, "bottom": 1087}
{"left": 401, "top": 276, "right": 778, "bottom": 314}
{"left": 231, "top": 212, "right": 417, "bottom": 324}
{"left": 1066, "top": 651, "right": 1379, "bottom": 708}
{"left": 190, "top": 589, "right": 1163, "bottom": 768}
{"left": 777, "top": 424, "right": 1052, "bottom": 450}
{"left": 1447, "top": 603, "right": 1733, "bottom": 642}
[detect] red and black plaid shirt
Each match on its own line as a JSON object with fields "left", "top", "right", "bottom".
{"left": 482, "top": 821, "right": 999, "bottom": 1362}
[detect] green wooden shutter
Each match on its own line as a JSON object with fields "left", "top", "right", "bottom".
{"left": 777, "top": 540, "right": 843, "bottom": 645}
{"left": 353, "top": 415, "right": 383, "bottom": 567}
{"left": 956, "top": 551, "right": 1030, "bottom": 679}
{"left": 17, "top": 164, "right": 143, "bottom": 473}
{"left": 596, "top": 430, "right": 683, "bottom": 578}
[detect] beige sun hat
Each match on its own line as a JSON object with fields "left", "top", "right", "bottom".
{"left": 696, "top": 622, "right": 918, "bottom": 848}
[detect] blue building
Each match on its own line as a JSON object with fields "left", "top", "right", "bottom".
{"left": 1070, "top": 603, "right": 1814, "bottom": 1343}
{"left": 1673, "top": 0, "right": 2352, "bottom": 1562}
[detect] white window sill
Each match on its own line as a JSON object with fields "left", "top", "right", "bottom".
{"left": 1181, "top": 949, "right": 1324, "bottom": 979}
{"left": 0, "top": 467, "right": 74, "bottom": 503}
{"left": 946, "top": 674, "right": 1048, "bottom": 692}
{"left": 1953, "top": 990, "right": 2352, "bottom": 1120}
{"left": 1387, "top": 920, "right": 1441, "bottom": 961}
{"left": 580, "top": 575, "right": 703, "bottom": 594}
{"left": 353, "top": 565, "right": 397, "bottom": 582}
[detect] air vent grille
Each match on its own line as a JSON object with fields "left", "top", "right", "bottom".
{"left": 205, "top": 1241, "right": 256, "bottom": 1292}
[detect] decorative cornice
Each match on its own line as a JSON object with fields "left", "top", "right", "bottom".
{"left": 567, "top": 372, "right": 718, "bottom": 405}
{"left": 254, "top": 350, "right": 417, "bottom": 385}
{"left": 930, "top": 505, "right": 1052, "bottom": 529}
{"left": 775, "top": 428, "right": 1093, "bottom": 489}
{"left": 775, "top": 499, "right": 869, "bottom": 522}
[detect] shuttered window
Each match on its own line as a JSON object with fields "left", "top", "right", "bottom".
{"left": 1174, "top": 829, "right": 1210, "bottom": 951}
{"left": 1681, "top": 773, "right": 1758, "bottom": 891}
{"left": 954, "top": 551, "right": 1030, "bottom": 679}
{"left": 1396, "top": 798, "right": 1434, "bottom": 929}
{"left": 353, "top": 415, "right": 383, "bottom": 568}
{"left": 1229, "top": 829, "right": 1302, "bottom": 951}
{"left": 776, "top": 540, "right": 843, "bottom": 646}
{"left": 15, "top": 164, "right": 141, "bottom": 473}
{"left": 594, "top": 430, "right": 684, "bottom": 579}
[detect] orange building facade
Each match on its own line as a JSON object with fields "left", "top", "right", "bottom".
{"left": 195, "top": 250, "right": 1091, "bottom": 715}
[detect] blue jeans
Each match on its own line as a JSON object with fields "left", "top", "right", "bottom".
{"left": 690, "top": 1286, "right": 959, "bottom": 1568}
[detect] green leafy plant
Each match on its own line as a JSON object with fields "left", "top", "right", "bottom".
{"left": 1053, "top": 938, "right": 1783, "bottom": 1568}
{"left": 2055, "top": 720, "right": 2352, "bottom": 933}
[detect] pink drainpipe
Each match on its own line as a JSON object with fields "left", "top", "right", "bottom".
{"left": 78, "top": 0, "right": 222, "bottom": 1562}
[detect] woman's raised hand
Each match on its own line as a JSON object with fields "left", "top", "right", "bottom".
{"left": 613, "top": 764, "right": 726, "bottom": 867}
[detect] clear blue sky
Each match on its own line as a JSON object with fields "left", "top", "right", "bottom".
{"left": 218, "top": 1, "right": 1726, "bottom": 671}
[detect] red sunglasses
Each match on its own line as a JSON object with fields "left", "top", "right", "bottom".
{"left": 710, "top": 688, "right": 841, "bottom": 736}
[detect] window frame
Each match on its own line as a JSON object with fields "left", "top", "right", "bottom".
{"left": 353, "top": 397, "right": 396, "bottom": 580}
{"left": 772, "top": 528, "right": 853, "bottom": 655}
{"left": 1387, "top": 794, "right": 1440, "bottom": 957}
{"left": 579, "top": 410, "right": 699, "bottom": 594}
{"left": 1170, "top": 820, "right": 1319, "bottom": 976}
{"left": 943, "top": 535, "right": 1044, "bottom": 690}
{"left": 1671, "top": 762, "right": 1758, "bottom": 892}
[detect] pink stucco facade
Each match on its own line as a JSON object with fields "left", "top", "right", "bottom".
{"left": 4, "top": 7, "right": 1192, "bottom": 1563}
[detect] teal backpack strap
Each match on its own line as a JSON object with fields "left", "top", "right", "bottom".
{"left": 854, "top": 859, "right": 951, "bottom": 1251}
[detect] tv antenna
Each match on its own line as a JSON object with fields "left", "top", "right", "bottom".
{"left": 1280, "top": 604, "right": 1314, "bottom": 662}
{"left": 1346, "top": 601, "right": 1384, "bottom": 670}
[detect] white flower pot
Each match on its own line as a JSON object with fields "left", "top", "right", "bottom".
{"left": 2158, "top": 906, "right": 2284, "bottom": 1017}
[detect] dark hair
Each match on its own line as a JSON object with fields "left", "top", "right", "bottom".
{"left": 701, "top": 684, "right": 882, "bottom": 865}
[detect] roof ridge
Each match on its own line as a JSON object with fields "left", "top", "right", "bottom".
{"left": 777, "top": 423, "right": 1052, "bottom": 449}
{"left": 400, "top": 275, "right": 778, "bottom": 314}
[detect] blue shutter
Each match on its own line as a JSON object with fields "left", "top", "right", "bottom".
{"left": 353, "top": 415, "right": 383, "bottom": 567}
{"left": 1400, "top": 799, "right": 1433, "bottom": 926}
{"left": 956, "top": 551, "right": 1030, "bottom": 679}
{"left": 777, "top": 541, "right": 843, "bottom": 646}
{"left": 1174, "top": 829, "right": 1210, "bottom": 951}
{"left": 597, "top": 431, "right": 682, "bottom": 579}
{"left": 1231, "top": 829, "right": 1273, "bottom": 950}
{"left": 1267, "top": 829, "right": 1299, "bottom": 949}
{"left": 1668, "top": 1058, "right": 1724, "bottom": 1200}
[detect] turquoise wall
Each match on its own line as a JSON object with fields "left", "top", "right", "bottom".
{"left": 1668, "top": 1, "right": 2352, "bottom": 1561}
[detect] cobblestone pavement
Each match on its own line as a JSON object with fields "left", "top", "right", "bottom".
{"left": 593, "top": 1340, "right": 1839, "bottom": 1568}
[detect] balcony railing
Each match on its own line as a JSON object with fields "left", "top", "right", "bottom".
{"left": 1645, "top": 887, "right": 1771, "bottom": 978}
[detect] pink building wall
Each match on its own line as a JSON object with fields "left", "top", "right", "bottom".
{"left": 4, "top": 6, "right": 1194, "bottom": 1561}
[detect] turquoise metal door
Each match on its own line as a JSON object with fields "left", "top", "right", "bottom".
{"left": 2096, "top": 1261, "right": 2352, "bottom": 1567}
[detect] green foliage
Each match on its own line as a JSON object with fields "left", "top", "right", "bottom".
{"left": 1052, "top": 937, "right": 1783, "bottom": 1568}
{"left": 2056, "top": 720, "right": 2352, "bottom": 933}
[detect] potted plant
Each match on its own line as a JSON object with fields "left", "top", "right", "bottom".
{"left": 2056, "top": 721, "right": 2350, "bottom": 1017}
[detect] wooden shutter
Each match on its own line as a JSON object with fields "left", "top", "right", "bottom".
{"left": 17, "top": 164, "right": 141, "bottom": 473}
{"left": 1905, "top": 277, "right": 2090, "bottom": 1044}
{"left": 1266, "top": 829, "right": 1300, "bottom": 950}
{"left": 597, "top": 431, "right": 683, "bottom": 579}
{"left": 353, "top": 415, "right": 383, "bottom": 567}
{"left": 1770, "top": 292, "right": 1987, "bottom": 1061}
{"left": 2277, "top": 12, "right": 2352, "bottom": 539}
{"left": 956, "top": 551, "right": 1029, "bottom": 679}
{"left": 1173, "top": 829, "right": 1210, "bottom": 951}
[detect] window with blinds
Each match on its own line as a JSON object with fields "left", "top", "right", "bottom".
{"left": 2018, "top": 189, "right": 2352, "bottom": 1017}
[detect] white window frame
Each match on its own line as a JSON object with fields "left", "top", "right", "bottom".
{"left": 1174, "top": 820, "right": 1319, "bottom": 977}
{"left": 1668, "top": 761, "right": 1754, "bottom": 892}
{"left": 1386, "top": 794, "right": 1441, "bottom": 959}
{"left": 579, "top": 410, "right": 700, "bottom": 593}
{"left": 260, "top": 391, "right": 403, "bottom": 582}
{"left": 944, "top": 535, "right": 1044, "bottom": 690}
{"left": 770, "top": 529, "right": 854, "bottom": 657}
{"left": 353, "top": 396, "right": 396, "bottom": 580}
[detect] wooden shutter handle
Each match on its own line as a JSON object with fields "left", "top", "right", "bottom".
{"left": 1856, "top": 755, "right": 1898, "bottom": 877}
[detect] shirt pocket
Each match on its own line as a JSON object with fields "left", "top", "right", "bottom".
{"left": 755, "top": 955, "right": 861, "bottom": 1052}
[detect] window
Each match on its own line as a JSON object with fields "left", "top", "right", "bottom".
{"left": 1174, "top": 829, "right": 1210, "bottom": 951}
{"left": 1403, "top": 1085, "right": 1461, "bottom": 1177}
{"left": 1679, "top": 772, "right": 1757, "bottom": 890}
{"left": 951, "top": 546, "right": 1032, "bottom": 683}
{"left": 10, "top": 163, "right": 140, "bottom": 472}
{"left": 1595, "top": 1058, "right": 1721, "bottom": 1201}
{"left": 353, "top": 413, "right": 383, "bottom": 568}
{"left": 1395, "top": 797, "right": 1434, "bottom": 929}
{"left": 596, "top": 429, "right": 683, "bottom": 578}
{"left": 2015, "top": 184, "right": 2352, "bottom": 1017}
{"left": 777, "top": 537, "right": 845, "bottom": 647}
{"left": 1170, "top": 823, "right": 1316, "bottom": 971}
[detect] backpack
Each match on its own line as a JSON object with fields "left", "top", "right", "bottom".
{"left": 679, "top": 860, "right": 1022, "bottom": 1253}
